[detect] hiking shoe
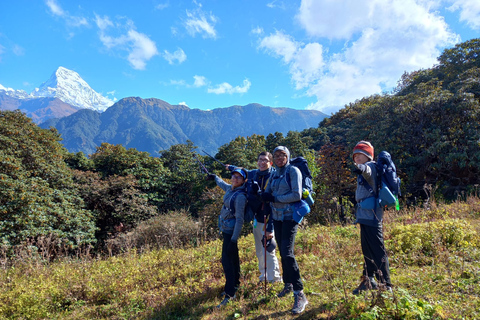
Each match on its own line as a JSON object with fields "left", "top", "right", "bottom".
{"left": 292, "top": 291, "right": 308, "bottom": 314}
{"left": 277, "top": 283, "right": 293, "bottom": 298}
{"left": 216, "top": 294, "right": 235, "bottom": 308}
{"left": 352, "top": 276, "right": 378, "bottom": 295}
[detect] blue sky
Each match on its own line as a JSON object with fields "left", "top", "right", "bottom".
{"left": 0, "top": 0, "right": 479, "bottom": 114}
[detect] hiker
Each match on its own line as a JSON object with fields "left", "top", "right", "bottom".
{"left": 206, "top": 168, "right": 248, "bottom": 308}
{"left": 226, "top": 152, "right": 282, "bottom": 284}
{"left": 261, "top": 146, "right": 308, "bottom": 315}
{"left": 352, "top": 141, "right": 392, "bottom": 294}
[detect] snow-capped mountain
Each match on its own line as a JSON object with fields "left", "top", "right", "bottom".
{"left": 0, "top": 84, "right": 31, "bottom": 99}
{"left": 30, "top": 67, "right": 114, "bottom": 112}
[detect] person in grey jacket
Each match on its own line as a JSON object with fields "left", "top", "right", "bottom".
{"left": 261, "top": 146, "right": 308, "bottom": 315}
{"left": 227, "top": 151, "right": 282, "bottom": 284}
{"left": 352, "top": 141, "right": 392, "bottom": 295}
{"left": 207, "top": 168, "right": 248, "bottom": 308}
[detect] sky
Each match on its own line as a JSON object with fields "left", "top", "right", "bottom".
{"left": 0, "top": 0, "right": 479, "bottom": 115}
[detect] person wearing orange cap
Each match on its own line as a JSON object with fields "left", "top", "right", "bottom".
{"left": 352, "top": 141, "right": 392, "bottom": 295}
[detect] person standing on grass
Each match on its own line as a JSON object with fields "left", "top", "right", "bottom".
{"left": 226, "top": 151, "right": 282, "bottom": 284}
{"left": 261, "top": 146, "right": 308, "bottom": 315}
{"left": 206, "top": 168, "right": 248, "bottom": 308}
{"left": 352, "top": 141, "right": 393, "bottom": 295}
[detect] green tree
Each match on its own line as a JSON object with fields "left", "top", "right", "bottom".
{"left": 215, "top": 134, "right": 266, "bottom": 171}
{"left": 89, "top": 143, "right": 169, "bottom": 208}
{"left": 0, "top": 110, "right": 96, "bottom": 247}
{"left": 159, "top": 141, "right": 208, "bottom": 214}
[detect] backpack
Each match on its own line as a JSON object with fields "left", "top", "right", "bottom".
{"left": 288, "top": 157, "right": 313, "bottom": 193}
{"left": 229, "top": 189, "right": 255, "bottom": 224}
{"left": 285, "top": 156, "right": 315, "bottom": 209}
{"left": 359, "top": 151, "right": 401, "bottom": 208}
{"left": 377, "top": 151, "right": 401, "bottom": 198}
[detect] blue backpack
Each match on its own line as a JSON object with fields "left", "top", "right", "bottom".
{"left": 288, "top": 157, "right": 313, "bottom": 193}
{"left": 360, "top": 151, "right": 401, "bottom": 208}
{"left": 229, "top": 189, "right": 255, "bottom": 224}
{"left": 377, "top": 151, "right": 401, "bottom": 198}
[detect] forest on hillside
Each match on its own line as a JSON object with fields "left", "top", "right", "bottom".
{"left": 0, "top": 39, "right": 479, "bottom": 253}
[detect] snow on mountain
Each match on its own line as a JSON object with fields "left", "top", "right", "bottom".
{"left": 30, "top": 67, "right": 114, "bottom": 112}
{"left": 0, "top": 84, "right": 31, "bottom": 99}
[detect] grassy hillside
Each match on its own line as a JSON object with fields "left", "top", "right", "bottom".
{"left": 0, "top": 199, "right": 479, "bottom": 320}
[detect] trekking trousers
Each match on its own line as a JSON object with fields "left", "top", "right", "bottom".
{"left": 221, "top": 232, "right": 240, "bottom": 297}
{"left": 273, "top": 219, "right": 303, "bottom": 291}
{"left": 253, "top": 222, "right": 281, "bottom": 282}
{"left": 360, "top": 223, "right": 392, "bottom": 287}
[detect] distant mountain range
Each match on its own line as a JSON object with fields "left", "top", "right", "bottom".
{"left": 40, "top": 97, "right": 328, "bottom": 156}
{"left": 0, "top": 67, "right": 114, "bottom": 123}
{"left": 1, "top": 67, "right": 328, "bottom": 155}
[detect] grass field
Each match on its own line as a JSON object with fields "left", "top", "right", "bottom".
{"left": 0, "top": 198, "right": 479, "bottom": 319}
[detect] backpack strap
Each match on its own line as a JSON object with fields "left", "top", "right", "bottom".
{"left": 228, "top": 190, "right": 246, "bottom": 215}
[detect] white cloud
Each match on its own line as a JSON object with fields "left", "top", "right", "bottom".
{"left": 46, "top": 0, "right": 65, "bottom": 17}
{"left": 251, "top": 27, "right": 264, "bottom": 35}
{"left": 45, "top": 0, "right": 88, "bottom": 27}
{"left": 207, "top": 79, "right": 251, "bottom": 94}
{"left": 193, "top": 75, "right": 207, "bottom": 87}
{"left": 178, "top": 101, "right": 188, "bottom": 106}
{"left": 12, "top": 44, "right": 25, "bottom": 56}
{"left": 259, "top": 0, "right": 460, "bottom": 112}
{"left": 95, "top": 15, "right": 158, "bottom": 70}
{"left": 184, "top": 8, "right": 218, "bottom": 39}
{"left": 155, "top": 2, "right": 170, "bottom": 10}
{"left": 163, "top": 48, "right": 187, "bottom": 64}
{"left": 447, "top": 0, "right": 480, "bottom": 30}
{"left": 267, "top": 1, "right": 286, "bottom": 10}
{"left": 259, "top": 31, "right": 325, "bottom": 90}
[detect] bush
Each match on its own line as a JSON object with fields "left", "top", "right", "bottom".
{"left": 388, "top": 218, "right": 479, "bottom": 264}
{"left": 107, "top": 210, "right": 201, "bottom": 254}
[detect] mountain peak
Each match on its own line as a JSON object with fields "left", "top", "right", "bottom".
{"left": 31, "top": 67, "right": 114, "bottom": 112}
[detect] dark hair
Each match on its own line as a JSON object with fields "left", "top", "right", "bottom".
{"left": 258, "top": 151, "right": 273, "bottom": 163}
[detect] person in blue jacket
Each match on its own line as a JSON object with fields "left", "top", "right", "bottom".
{"left": 352, "top": 141, "right": 392, "bottom": 294}
{"left": 261, "top": 146, "right": 308, "bottom": 314}
{"left": 207, "top": 168, "right": 248, "bottom": 308}
{"left": 227, "top": 151, "right": 282, "bottom": 284}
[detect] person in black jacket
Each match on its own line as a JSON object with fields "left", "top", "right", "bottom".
{"left": 227, "top": 152, "right": 282, "bottom": 284}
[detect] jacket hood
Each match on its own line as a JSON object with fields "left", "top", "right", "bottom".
{"left": 272, "top": 146, "right": 290, "bottom": 167}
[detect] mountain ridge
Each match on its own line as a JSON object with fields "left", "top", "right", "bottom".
{"left": 41, "top": 97, "right": 327, "bottom": 155}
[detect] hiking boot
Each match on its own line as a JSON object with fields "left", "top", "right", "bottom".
{"left": 352, "top": 276, "right": 378, "bottom": 295}
{"left": 277, "top": 283, "right": 293, "bottom": 298}
{"left": 216, "top": 294, "right": 235, "bottom": 308}
{"left": 292, "top": 291, "right": 308, "bottom": 314}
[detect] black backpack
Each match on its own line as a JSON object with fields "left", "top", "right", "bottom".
{"left": 229, "top": 189, "right": 255, "bottom": 223}
{"left": 286, "top": 157, "right": 313, "bottom": 193}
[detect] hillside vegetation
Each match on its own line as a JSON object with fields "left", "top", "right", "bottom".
{"left": 0, "top": 39, "right": 480, "bottom": 319}
{"left": 0, "top": 200, "right": 479, "bottom": 319}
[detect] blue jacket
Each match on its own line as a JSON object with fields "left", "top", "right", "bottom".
{"left": 355, "top": 161, "right": 384, "bottom": 226}
{"left": 265, "top": 146, "right": 302, "bottom": 222}
{"left": 214, "top": 175, "right": 246, "bottom": 242}
{"left": 228, "top": 165, "right": 274, "bottom": 232}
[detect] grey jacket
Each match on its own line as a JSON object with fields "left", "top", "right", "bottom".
{"left": 265, "top": 146, "right": 302, "bottom": 221}
{"left": 355, "top": 161, "right": 384, "bottom": 226}
{"left": 214, "top": 175, "right": 246, "bottom": 242}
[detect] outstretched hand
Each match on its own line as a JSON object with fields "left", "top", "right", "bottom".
{"left": 206, "top": 174, "right": 216, "bottom": 181}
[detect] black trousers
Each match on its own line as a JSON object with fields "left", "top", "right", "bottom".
{"left": 221, "top": 232, "right": 240, "bottom": 297}
{"left": 360, "top": 224, "right": 392, "bottom": 286}
{"left": 273, "top": 219, "right": 303, "bottom": 291}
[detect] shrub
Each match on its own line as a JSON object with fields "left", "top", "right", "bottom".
{"left": 107, "top": 210, "right": 201, "bottom": 254}
{"left": 388, "top": 218, "right": 479, "bottom": 264}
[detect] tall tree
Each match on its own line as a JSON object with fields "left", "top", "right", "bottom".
{"left": 0, "top": 110, "right": 96, "bottom": 247}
